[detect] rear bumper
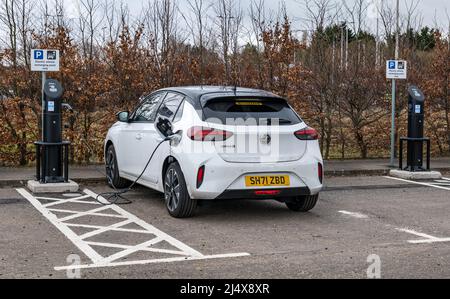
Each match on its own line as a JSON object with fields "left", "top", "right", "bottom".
{"left": 216, "top": 187, "right": 312, "bottom": 200}
{"left": 174, "top": 140, "right": 324, "bottom": 200}
{"left": 177, "top": 153, "right": 323, "bottom": 200}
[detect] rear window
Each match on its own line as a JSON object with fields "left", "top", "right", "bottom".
{"left": 203, "top": 98, "right": 302, "bottom": 126}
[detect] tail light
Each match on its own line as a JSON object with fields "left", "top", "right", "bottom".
{"left": 318, "top": 163, "right": 323, "bottom": 184}
{"left": 188, "top": 127, "right": 233, "bottom": 142}
{"left": 255, "top": 190, "right": 281, "bottom": 196}
{"left": 197, "top": 165, "right": 205, "bottom": 189}
{"left": 294, "top": 127, "right": 319, "bottom": 140}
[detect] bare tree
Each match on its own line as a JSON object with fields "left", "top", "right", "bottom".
{"left": 248, "top": 0, "right": 273, "bottom": 88}
{"left": 213, "top": 0, "right": 243, "bottom": 85}
{"left": 77, "top": 0, "right": 102, "bottom": 63}
{"left": 182, "top": 0, "right": 213, "bottom": 84}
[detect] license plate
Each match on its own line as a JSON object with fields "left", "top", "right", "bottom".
{"left": 245, "top": 175, "right": 291, "bottom": 187}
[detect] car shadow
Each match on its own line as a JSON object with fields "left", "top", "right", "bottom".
{"left": 107, "top": 186, "right": 322, "bottom": 222}
{"left": 194, "top": 199, "right": 321, "bottom": 221}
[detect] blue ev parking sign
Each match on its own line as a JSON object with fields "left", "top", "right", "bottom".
{"left": 386, "top": 60, "right": 407, "bottom": 80}
{"left": 31, "top": 49, "right": 60, "bottom": 72}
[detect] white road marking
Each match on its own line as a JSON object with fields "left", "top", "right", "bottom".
{"left": 42, "top": 195, "right": 92, "bottom": 208}
{"left": 384, "top": 176, "right": 450, "bottom": 191}
{"left": 64, "top": 223, "right": 153, "bottom": 235}
{"left": 433, "top": 183, "right": 450, "bottom": 186}
{"left": 16, "top": 188, "right": 250, "bottom": 271}
{"left": 397, "top": 228, "right": 450, "bottom": 244}
{"left": 442, "top": 178, "right": 450, "bottom": 181}
{"left": 17, "top": 189, "right": 104, "bottom": 264}
{"left": 339, "top": 210, "right": 369, "bottom": 219}
{"left": 54, "top": 253, "right": 252, "bottom": 271}
{"left": 86, "top": 241, "right": 191, "bottom": 256}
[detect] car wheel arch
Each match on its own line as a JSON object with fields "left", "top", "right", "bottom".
{"left": 105, "top": 140, "right": 114, "bottom": 157}
{"left": 162, "top": 156, "right": 178, "bottom": 184}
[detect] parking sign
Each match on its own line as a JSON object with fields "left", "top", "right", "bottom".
{"left": 34, "top": 50, "right": 44, "bottom": 60}
{"left": 388, "top": 61, "right": 396, "bottom": 69}
{"left": 31, "top": 49, "right": 60, "bottom": 72}
{"left": 386, "top": 60, "right": 407, "bottom": 80}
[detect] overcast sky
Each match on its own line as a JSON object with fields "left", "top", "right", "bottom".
{"left": 62, "top": 0, "right": 450, "bottom": 34}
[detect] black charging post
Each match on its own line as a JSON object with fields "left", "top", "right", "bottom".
{"left": 390, "top": 85, "right": 442, "bottom": 180}
{"left": 28, "top": 79, "right": 78, "bottom": 193}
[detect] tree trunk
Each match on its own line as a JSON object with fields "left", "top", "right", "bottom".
{"left": 355, "top": 129, "right": 368, "bottom": 159}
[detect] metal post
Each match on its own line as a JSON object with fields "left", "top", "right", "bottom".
{"left": 41, "top": 71, "right": 46, "bottom": 141}
{"left": 64, "top": 143, "right": 69, "bottom": 183}
{"left": 399, "top": 138, "right": 403, "bottom": 170}
{"left": 390, "top": 79, "right": 396, "bottom": 166}
{"left": 41, "top": 145, "right": 47, "bottom": 184}
{"left": 35, "top": 144, "right": 41, "bottom": 182}
{"left": 390, "top": 0, "right": 400, "bottom": 167}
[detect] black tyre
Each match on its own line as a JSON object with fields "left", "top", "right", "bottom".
{"left": 105, "top": 145, "right": 130, "bottom": 189}
{"left": 164, "top": 162, "right": 197, "bottom": 218}
{"left": 286, "top": 194, "right": 319, "bottom": 212}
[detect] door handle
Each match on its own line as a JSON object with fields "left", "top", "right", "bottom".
{"left": 136, "top": 133, "right": 143, "bottom": 140}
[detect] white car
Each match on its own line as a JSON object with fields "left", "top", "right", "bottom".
{"left": 105, "top": 86, "right": 324, "bottom": 218}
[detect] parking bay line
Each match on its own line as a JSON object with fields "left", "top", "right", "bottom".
{"left": 338, "top": 211, "right": 450, "bottom": 245}
{"left": 16, "top": 188, "right": 250, "bottom": 271}
{"left": 339, "top": 211, "right": 450, "bottom": 244}
{"left": 54, "top": 253, "right": 252, "bottom": 271}
{"left": 397, "top": 228, "right": 450, "bottom": 244}
{"left": 384, "top": 176, "right": 450, "bottom": 191}
{"left": 338, "top": 210, "right": 369, "bottom": 219}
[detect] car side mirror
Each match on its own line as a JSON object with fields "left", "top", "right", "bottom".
{"left": 156, "top": 117, "right": 174, "bottom": 138}
{"left": 117, "top": 111, "right": 130, "bottom": 123}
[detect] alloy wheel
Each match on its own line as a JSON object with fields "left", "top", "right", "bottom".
{"left": 165, "top": 168, "right": 181, "bottom": 212}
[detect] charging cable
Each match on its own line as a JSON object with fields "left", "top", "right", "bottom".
{"left": 96, "top": 136, "right": 172, "bottom": 205}
{"left": 67, "top": 105, "right": 177, "bottom": 206}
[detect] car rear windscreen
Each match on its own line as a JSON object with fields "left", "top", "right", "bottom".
{"left": 203, "top": 98, "right": 302, "bottom": 126}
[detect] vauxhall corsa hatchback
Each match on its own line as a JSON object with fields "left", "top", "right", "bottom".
{"left": 105, "top": 86, "right": 324, "bottom": 218}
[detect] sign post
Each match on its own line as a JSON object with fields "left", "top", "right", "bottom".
{"left": 386, "top": 60, "right": 407, "bottom": 167}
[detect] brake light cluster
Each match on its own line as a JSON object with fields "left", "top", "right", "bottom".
{"left": 197, "top": 165, "right": 205, "bottom": 189}
{"left": 318, "top": 163, "right": 323, "bottom": 184}
{"left": 188, "top": 127, "right": 233, "bottom": 142}
{"left": 255, "top": 190, "right": 281, "bottom": 196}
{"left": 294, "top": 127, "right": 319, "bottom": 141}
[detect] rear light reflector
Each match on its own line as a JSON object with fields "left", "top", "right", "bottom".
{"left": 295, "top": 127, "right": 319, "bottom": 140}
{"left": 197, "top": 166, "right": 205, "bottom": 189}
{"left": 318, "top": 163, "right": 323, "bottom": 184}
{"left": 188, "top": 127, "right": 233, "bottom": 142}
{"left": 255, "top": 190, "right": 281, "bottom": 196}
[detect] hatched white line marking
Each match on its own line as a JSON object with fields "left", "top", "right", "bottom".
{"left": 43, "top": 195, "right": 92, "bottom": 208}
{"left": 48, "top": 208, "right": 127, "bottom": 219}
{"left": 54, "top": 253, "right": 252, "bottom": 271}
{"left": 434, "top": 180, "right": 450, "bottom": 184}
{"left": 16, "top": 188, "right": 250, "bottom": 270}
{"left": 78, "top": 219, "right": 133, "bottom": 240}
{"left": 339, "top": 210, "right": 369, "bottom": 219}
{"left": 86, "top": 242, "right": 190, "bottom": 256}
{"left": 384, "top": 176, "right": 450, "bottom": 191}
{"left": 397, "top": 228, "right": 450, "bottom": 244}
{"left": 65, "top": 223, "right": 153, "bottom": 235}
{"left": 16, "top": 189, "right": 104, "bottom": 264}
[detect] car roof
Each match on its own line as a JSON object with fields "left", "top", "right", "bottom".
{"left": 157, "top": 86, "right": 285, "bottom": 109}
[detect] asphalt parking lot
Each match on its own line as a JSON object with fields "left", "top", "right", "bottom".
{"left": 0, "top": 175, "right": 449, "bottom": 279}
